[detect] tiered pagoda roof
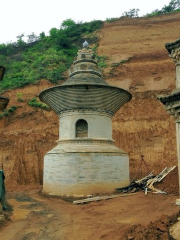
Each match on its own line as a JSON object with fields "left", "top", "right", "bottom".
{"left": 39, "top": 42, "right": 132, "bottom": 116}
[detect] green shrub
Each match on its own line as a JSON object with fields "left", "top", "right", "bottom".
{"left": 91, "top": 44, "right": 108, "bottom": 68}
{"left": 106, "top": 17, "right": 119, "bottom": 22}
{"left": 28, "top": 98, "right": 50, "bottom": 110}
{"left": 17, "top": 93, "right": 24, "bottom": 102}
{"left": 122, "top": 9, "right": 140, "bottom": 18}
{"left": 96, "top": 55, "right": 108, "bottom": 68}
{"left": 2, "top": 110, "right": 10, "bottom": 116}
{"left": 145, "top": 0, "right": 180, "bottom": 17}
{"left": 8, "top": 106, "right": 17, "bottom": 113}
{"left": 0, "top": 106, "right": 17, "bottom": 119}
{"left": 8, "top": 108, "right": 15, "bottom": 113}
{"left": 111, "top": 58, "right": 130, "bottom": 67}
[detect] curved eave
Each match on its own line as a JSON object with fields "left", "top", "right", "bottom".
{"left": 158, "top": 91, "right": 180, "bottom": 105}
{"left": 165, "top": 38, "right": 180, "bottom": 54}
{"left": 39, "top": 84, "right": 132, "bottom": 116}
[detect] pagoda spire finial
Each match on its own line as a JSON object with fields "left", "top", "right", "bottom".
{"left": 83, "top": 40, "right": 89, "bottom": 48}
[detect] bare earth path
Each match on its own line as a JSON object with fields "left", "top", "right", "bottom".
{"left": 0, "top": 188, "right": 179, "bottom": 240}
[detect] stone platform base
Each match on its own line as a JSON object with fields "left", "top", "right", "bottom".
{"left": 43, "top": 139, "right": 130, "bottom": 196}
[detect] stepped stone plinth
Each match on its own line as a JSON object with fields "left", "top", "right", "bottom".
{"left": 39, "top": 42, "right": 132, "bottom": 196}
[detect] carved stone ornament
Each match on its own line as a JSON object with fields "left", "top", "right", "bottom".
{"left": 170, "top": 47, "right": 180, "bottom": 65}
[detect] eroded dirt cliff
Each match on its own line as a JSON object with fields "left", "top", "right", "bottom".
{"left": 1, "top": 12, "right": 180, "bottom": 187}
{"left": 99, "top": 13, "right": 180, "bottom": 178}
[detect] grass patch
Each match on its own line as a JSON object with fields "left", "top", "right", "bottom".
{"left": 0, "top": 106, "right": 17, "bottom": 119}
{"left": 28, "top": 98, "right": 50, "bottom": 110}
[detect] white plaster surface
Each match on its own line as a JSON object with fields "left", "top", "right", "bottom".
{"left": 43, "top": 144, "right": 129, "bottom": 196}
{"left": 59, "top": 110, "right": 112, "bottom": 139}
{"left": 176, "top": 65, "right": 180, "bottom": 88}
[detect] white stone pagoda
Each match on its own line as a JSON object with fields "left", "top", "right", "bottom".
{"left": 39, "top": 42, "right": 132, "bottom": 196}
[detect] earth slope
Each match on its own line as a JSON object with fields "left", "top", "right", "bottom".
{"left": 0, "top": 12, "right": 180, "bottom": 187}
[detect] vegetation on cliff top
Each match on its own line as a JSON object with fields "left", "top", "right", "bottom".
{"left": 0, "top": 20, "right": 103, "bottom": 92}
{"left": 145, "top": 0, "right": 180, "bottom": 17}
{"left": 106, "top": 0, "right": 180, "bottom": 21}
{"left": 0, "top": 0, "right": 179, "bottom": 92}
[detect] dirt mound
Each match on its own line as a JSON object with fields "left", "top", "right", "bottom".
{"left": 156, "top": 166, "right": 179, "bottom": 195}
{"left": 125, "top": 213, "right": 179, "bottom": 240}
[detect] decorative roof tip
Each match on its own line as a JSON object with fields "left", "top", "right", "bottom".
{"left": 83, "top": 41, "right": 89, "bottom": 48}
{"left": 165, "top": 38, "right": 180, "bottom": 53}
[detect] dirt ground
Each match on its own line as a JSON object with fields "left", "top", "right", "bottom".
{"left": 0, "top": 182, "right": 179, "bottom": 240}
{"left": 1, "top": 167, "right": 179, "bottom": 240}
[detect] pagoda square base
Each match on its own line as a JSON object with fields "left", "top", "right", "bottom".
{"left": 42, "top": 139, "right": 130, "bottom": 196}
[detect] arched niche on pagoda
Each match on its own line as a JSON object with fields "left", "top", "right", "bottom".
{"left": 75, "top": 119, "right": 88, "bottom": 138}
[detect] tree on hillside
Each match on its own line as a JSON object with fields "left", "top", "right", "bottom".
{"left": 60, "top": 19, "right": 76, "bottom": 30}
{"left": 49, "top": 28, "right": 59, "bottom": 39}
{"left": 162, "top": 0, "right": 180, "bottom": 13}
{"left": 26, "top": 32, "right": 39, "bottom": 43}
{"left": 16, "top": 34, "right": 26, "bottom": 49}
{"left": 122, "top": 8, "right": 140, "bottom": 18}
{"left": 146, "top": 0, "right": 180, "bottom": 16}
{"left": 39, "top": 32, "right": 46, "bottom": 40}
